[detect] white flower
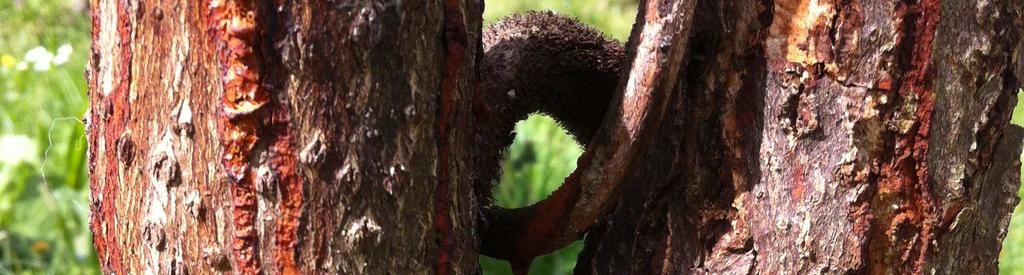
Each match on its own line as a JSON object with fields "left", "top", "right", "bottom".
{"left": 23, "top": 46, "right": 54, "bottom": 71}
{"left": 15, "top": 62, "right": 28, "bottom": 71}
{"left": 51, "top": 55, "right": 69, "bottom": 66}
{"left": 0, "top": 135, "right": 39, "bottom": 165}
{"left": 33, "top": 60, "right": 51, "bottom": 71}
{"left": 57, "top": 44, "right": 72, "bottom": 56}
{"left": 53, "top": 44, "right": 72, "bottom": 65}
{"left": 24, "top": 47, "right": 51, "bottom": 62}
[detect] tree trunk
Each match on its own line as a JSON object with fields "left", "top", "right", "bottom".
{"left": 577, "top": 0, "right": 1024, "bottom": 274}
{"left": 86, "top": 0, "right": 1023, "bottom": 275}
{"left": 87, "top": 0, "right": 481, "bottom": 273}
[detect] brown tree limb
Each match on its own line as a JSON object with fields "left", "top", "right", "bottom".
{"left": 476, "top": 1, "right": 699, "bottom": 272}
{"left": 473, "top": 11, "right": 626, "bottom": 208}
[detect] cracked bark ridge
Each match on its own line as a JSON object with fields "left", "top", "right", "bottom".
{"left": 476, "top": 1, "right": 699, "bottom": 273}
{"left": 437, "top": 0, "right": 475, "bottom": 273}
{"left": 208, "top": 1, "right": 269, "bottom": 273}
{"left": 858, "top": 0, "right": 942, "bottom": 273}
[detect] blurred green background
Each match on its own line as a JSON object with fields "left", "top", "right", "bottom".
{"left": 0, "top": 0, "right": 1022, "bottom": 274}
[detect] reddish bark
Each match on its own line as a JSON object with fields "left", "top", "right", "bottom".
{"left": 87, "top": 0, "right": 134, "bottom": 271}
{"left": 865, "top": 0, "right": 941, "bottom": 273}
{"left": 436, "top": 0, "right": 468, "bottom": 272}
{"left": 88, "top": 0, "right": 481, "bottom": 273}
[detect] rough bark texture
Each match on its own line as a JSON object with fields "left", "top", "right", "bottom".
{"left": 577, "top": 0, "right": 1024, "bottom": 274}
{"left": 86, "top": 0, "right": 481, "bottom": 274}
{"left": 86, "top": 0, "right": 1023, "bottom": 274}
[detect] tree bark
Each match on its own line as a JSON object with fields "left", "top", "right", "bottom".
{"left": 86, "top": 0, "right": 1023, "bottom": 274}
{"left": 577, "top": 0, "right": 1024, "bottom": 274}
{"left": 87, "top": 0, "right": 481, "bottom": 273}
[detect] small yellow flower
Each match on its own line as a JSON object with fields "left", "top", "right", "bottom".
{"left": 0, "top": 54, "right": 15, "bottom": 68}
{"left": 32, "top": 240, "right": 49, "bottom": 253}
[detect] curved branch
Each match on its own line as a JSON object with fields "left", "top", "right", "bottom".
{"left": 473, "top": 11, "right": 625, "bottom": 208}
{"left": 477, "top": 1, "right": 699, "bottom": 272}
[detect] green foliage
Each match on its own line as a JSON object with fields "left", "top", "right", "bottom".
{"left": 484, "top": 0, "right": 637, "bottom": 42}
{"left": 480, "top": 115, "right": 586, "bottom": 275}
{"left": 0, "top": 0, "right": 97, "bottom": 274}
